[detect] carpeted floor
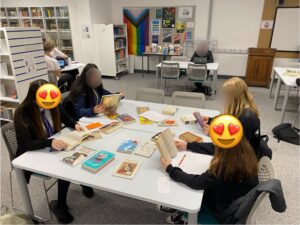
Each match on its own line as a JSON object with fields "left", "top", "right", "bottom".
{"left": 1, "top": 73, "right": 299, "bottom": 224}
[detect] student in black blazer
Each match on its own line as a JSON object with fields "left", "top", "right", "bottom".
{"left": 14, "top": 79, "right": 93, "bottom": 224}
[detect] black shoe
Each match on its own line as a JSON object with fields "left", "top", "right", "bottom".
{"left": 50, "top": 200, "right": 73, "bottom": 224}
{"left": 158, "top": 205, "right": 178, "bottom": 213}
{"left": 166, "top": 212, "right": 187, "bottom": 224}
{"left": 81, "top": 186, "right": 94, "bottom": 198}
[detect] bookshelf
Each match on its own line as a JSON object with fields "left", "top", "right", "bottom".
{"left": 0, "top": 27, "right": 48, "bottom": 124}
{"left": 94, "top": 24, "right": 129, "bottom": 79}
{"left": 0, "top": 6, "right": 74, "bottom": 59}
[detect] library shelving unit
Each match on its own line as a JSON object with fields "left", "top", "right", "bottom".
{"left": 0, "top": 6, "right": 74, "bottom": 59}
{"left": 94, "top": 24, "right": 129, "bottom": 79}
{"left": 0, "top": 27, "right": 48, "bottom": 124}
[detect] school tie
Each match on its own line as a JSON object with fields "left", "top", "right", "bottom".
{"left": 41, "top": 110, "right": 54, "bottom": 137}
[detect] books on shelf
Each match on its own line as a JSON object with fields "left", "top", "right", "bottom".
{"left": 61, "top": 146, "right": 95, "bottom": 166}
{"left": 116, "top": 49, "right": 125, "bottom": 61}
{"left": 134, "top": 141, "right": 157, "bottom": 158}
{"left": 158, "top": 119, "right": 177, "bottom": 126}
{"left": 154, "top": 128, "right": 177, "bottom": 161}
{"left": 31, "top": 8, "right": 42, "bottom": 17}
{"left": 18, "top": 8, "right": 29, "bottom": 17}
{"left": 100, "top": 122, "right": 122, "bottom": 134}
{"left": 56, "top": 129, "right": 102, "bottom": 151}
{"left": 82, "top": 150, "right": 115, "bottom": 173}
{"left": 101, "top": 94, "right": 121, "bottom": 113}
{"left": 162, "top": 105, "right": 178, "bottom": 115}
{"left": 117, "top": 139, "right": 139, "bottom": 154}
{"left": 181, "top": 115, "right": 197, "bottom": 124}
{"left": 179, "top": 131, "right": 203, "bottom": 143}
{"left": 56, "top": 7, "right": 69, "bottom": 17}
{"left": 117, "top": 114, "right": 136, "bottom": 124}
{"left": 114, "top": 27, "right": 125, "bottom": 36}
{"left": 113, "top": 159, "right": 141, "bottom": 179}
{"left": 115, "top": 39, "right": 125, "bottom": 49}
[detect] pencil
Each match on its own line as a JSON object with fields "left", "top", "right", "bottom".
{"left": 178, "top": 153, "right": 186, "bottom": 167}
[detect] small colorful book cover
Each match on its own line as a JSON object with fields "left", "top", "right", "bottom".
{"left": 113, "top": 159, "right": 141, "bottom": 179}
{"left": 158, "top": 119, "right": 177, "bottom": 126}
{"left": 117, "top": 114, "right": 136, "bottom": 124}
{"left": 136, "top": 107, "right": 150, "bottom": 115}
{"left": 100, "top": 122, "right": 121, "bottom": 134}
{"left": 61, "top": 146, "right": 95, "bottom": 166}
{"left": 139, "top": 117, "right": 153, "bottom": 125}
{"left": 85, "top": 122, "right": 103, "bottom": 130}
{"left": 179, "top": 131, "right": 203, "bottom": 143}
{"left": 82, "top": 150, "right": 115, "bottom": 173}
{"left": 117, "top": 139, "right": 139, "bottom": 154}
{"left": 134, "top": 141, "right": 157, "bottom": 158}
{"left": 105, "top": 111, "right": 119, "bottom": 120}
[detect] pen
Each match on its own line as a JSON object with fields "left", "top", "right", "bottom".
{"left": 178, "top": 153, "right": 186, "bottom": 167}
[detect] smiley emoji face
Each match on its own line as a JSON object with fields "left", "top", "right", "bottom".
{"left": 209, "top": 114, "right": 243, "bottom": 148}
{"left": 36, "top": 84, "right": 61, "bottom": 109}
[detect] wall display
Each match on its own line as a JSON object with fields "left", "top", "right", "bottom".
{"left": 152, "top": 35, "right": 159, "bottom": 44}
{"left": 163, "top": 29, "right": 173, "bottom": 43}
{"left": 23, "top": 54, "right": 36, "bottom": 74}
{"left": 178, "top": 7, "right": 193, "bottom": 19}
{"left": 162, "top": 7, "right": 176, "bottom": 28}
{"left": 183, "top": 31, "right": 193, "bottom": 42}
{"left": 81, "top": 24, "right": 91, "bottom": 38}
{"left": 151, "top": 19, "right": 160, "bottom": 35}
{"left": 156, "top": 8, "right": 162, "bottom": 19}
{"left": 186, "top": 21, "right": 194, "bottom": 28}
{"left": 123, "top": 8, "right": 150, "bottom": 56}
{"left": 175, "top": 21, "right": 185, "bottom": 33}
{"left": 173, "top": 33, "right": 182, "bottom": 44}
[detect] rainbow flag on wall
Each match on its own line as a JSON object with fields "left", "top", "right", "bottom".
{"left": 123, "top": 8, "right": 149, "bottom": 56}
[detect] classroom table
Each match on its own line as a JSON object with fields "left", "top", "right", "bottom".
{"left": 271, "top": 67, "right": 299, "bottom": 123}
{"left": 142, "top": 52, "right": 182, "bottom": 77}
{"left": 60, "top": 61, "right": 85, "bottom": 72}
{"left": 12, "top": 99, "right": 219, "bottom": 224}
{"left": 156, "top": 61, "right": 219, "bottom": 98}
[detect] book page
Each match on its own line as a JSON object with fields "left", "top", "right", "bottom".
{"left": 101, "top": 94, "right": 121, "bottom": 112}
{"left": 66, "top": 130, "right": 87, "bottom": 141}
{"left": 155, "top": 136, "right": 171, "bottom": 161}
{"left": 139, "top": 110, "right": 168, "bottom": 122}
{"left": 56, "top": 136, "right": 79, "bottom": 151}
{"left": 161, "top": 128, "right": 177, "bottom": 158}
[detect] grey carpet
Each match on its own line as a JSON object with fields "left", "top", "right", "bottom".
{"left": 1, "top": 73, "right": 299, "bottom": 224}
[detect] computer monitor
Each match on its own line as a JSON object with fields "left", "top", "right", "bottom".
{"left": 57, "top": 59, "right": 65, "bottom": 68}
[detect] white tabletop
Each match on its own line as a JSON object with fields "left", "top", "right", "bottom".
{"left": 61, "top": 61, "right": 85, "bottom": 72}
{"left": 13, "top": 99, "right": 219, "bottom": 213}
{"left": 156, "top": 61, "right": 219, "bottom": 71}
{"left": 273, "top": 67, "right": 299, "bottom": 87}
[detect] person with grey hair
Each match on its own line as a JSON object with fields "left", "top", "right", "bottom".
{"left": 190, "top": 41, "right": 214, "bottom": 94}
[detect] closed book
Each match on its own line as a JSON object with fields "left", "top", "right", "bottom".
{"left": 181, "top": 115, "right": 197, "bottom": 124}
{"left": 82, "top": 150, "right": 115, "bottom": 173}
{"left": 117, "top": 114, "right": 136, "bottom": 124}
{"left": 179, "top": 131, "right": 203, "bottom": 143}
{"left": 117, "top": 139, "right": 139, "bottom": 154}
{"left": 61, "top": 146, "right": 95, "bottom": 166}
{"left": 100, "top": 122, "right": 121, "bottom": 134}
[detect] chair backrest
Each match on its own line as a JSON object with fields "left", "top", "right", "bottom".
{"left": 172, "top": 91, "right": 205, "bottom": 108}
{"left": 48, "top": 71, "right": 58, "bottom": 85}
{"left": 136, "top": 87, "right": 165, "bottom": 104}
{"left": 161, "top": 62, "right": 180, "bottom": 79}
{"left": 61, "top": 91, "right": 70, "bottom": 102}
{"left": 187, "top": 63, "right": 207, "bottom": 81}
{"left": 246, "top": 156, "right": 277, "bottom": 224}
{"left": 1, "top": 122, "right": 18, "bottom": 162}
{"left": 170, "top": 56, "right": 188, "bottom": 62}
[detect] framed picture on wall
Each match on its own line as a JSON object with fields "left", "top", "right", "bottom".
{"left": 163, "top": 29, "right": 172, "bottom": 42}
{"left": 162, "top": 7, "right": 176, "bottom": 28}
{"left": 178, "top": 7, "right": 193, "bottom": 19}
{"left": 156, "top": 8, "right": 162, "bottom": 19}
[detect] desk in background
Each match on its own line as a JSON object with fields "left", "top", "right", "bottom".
{"left": 12, "top": 99, "right": 219, "bottom": 225}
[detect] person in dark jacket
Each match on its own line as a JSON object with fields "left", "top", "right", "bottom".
{"left": 14, "top": 79, "right": 93, "bottom": 224}
{"left": 190, "top": 41, "right": 214, "bottom": 93}
{"left": 161, "top": 136, "right": 259, "bottom": 224}
{"left": 64, "top": 63, "right": 124, "bottom": 120}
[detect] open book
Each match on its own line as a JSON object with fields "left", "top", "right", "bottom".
{"left": 56, "top": 129, "right": 102, "bottom": 151}
{"left": 101, "top": 94, "right": 121, "bottom": 112}
{"left": 154, "top": 128, "right": 177, "bottom": 161}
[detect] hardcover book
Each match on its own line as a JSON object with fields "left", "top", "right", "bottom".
{"left": 113, "top": 159, "right": 141, "bottom": 179}
{"left": 82, "top": 150, "right": 115, "bottom": 173}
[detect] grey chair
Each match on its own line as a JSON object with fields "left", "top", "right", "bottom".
{"left": 1, "top": 122, "right": 57, "bottom": 222}
{"left": 172, "top": 91, "right": 205, "bottom": 108}
{"left": 136, "top": 87, "right": 165, "bottom": 104}
{"left": 48, "top": 71, "right": 67, "bottom": 92}
{"left": 170, "top": 56, "right": 188, "bottom": 62}
{"left": 246, "top": 157, "right": 277, "bottom": 224}
{"left": 186, "top": 63, "right": 208, "bottom": 90}
{"left": 161, "top": 62, "right": 181, "bottom": 89}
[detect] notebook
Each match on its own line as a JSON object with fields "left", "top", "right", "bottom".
{"left": 117, "top": 139, "right": 139, "bottom": 154}
{"left": 134, "top": 141, "right": 157, "bottom": 158}
{"left": 56, "top": 129, "right": 102, "bottom": 151}
{"left": 179, "top": 131, "right": 203, "bottom": 143}
{"left": 100, "top": 94, "right": 121, "bottom": 112}
{"left": 82, "top": 150, "right": 115, "bottom": 173}
{"left": 61, "top": 146, "right": 95, "bottom": 166}
{"left": 113, "top": 159, "right": 141, "bottom": 179}
{"left": 154, "top": 128, "right": 178, "bottom": 161}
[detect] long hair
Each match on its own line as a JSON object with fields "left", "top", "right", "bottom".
{"left": 68, "top": 63, "right": 103, "bottom": 105}
{"left": 14, "top": 79, "right": 61, "bottom": 139}
{"left": 222, "top": 77, "right": 259, "bottom": 117}
{"left": 209, "top": 137, "right": 258, "bottom": 182}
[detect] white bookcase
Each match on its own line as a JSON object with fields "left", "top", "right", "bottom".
{"left": 94, "top": 24, "right": 128, "bottom": 79}
{"left": 0, "top": 27, "right": 48, "bottom": 123}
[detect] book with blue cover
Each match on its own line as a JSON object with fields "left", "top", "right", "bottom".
{"left": 82, "top": 150, "right": 115, "bottom": 173}
{"left": 117, "top": 139, "right": 139, "bottom": 154}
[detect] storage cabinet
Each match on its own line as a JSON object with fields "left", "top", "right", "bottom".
{"left": 245, "top": 48, "right": 276, "bottom": 87}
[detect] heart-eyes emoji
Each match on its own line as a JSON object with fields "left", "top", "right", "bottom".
{"left": 36, "top": 84, "right": 61, "bottom": 109}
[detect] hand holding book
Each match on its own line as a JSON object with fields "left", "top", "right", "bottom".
{"left": 93, "top": 104, "right": 105, "bottom": 114}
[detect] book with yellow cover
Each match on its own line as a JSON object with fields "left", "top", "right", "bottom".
{"left": 100, "top": 94, "right": 121, "bottom": 113}
{"left": 139, "top": 117, "right": 153, "bottom": 125}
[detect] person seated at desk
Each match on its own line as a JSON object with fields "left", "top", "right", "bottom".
{"left": 190, "top": 41, "right": 214, "bottom": 94}
{"left": 161, "top": 136, "right": 258, "bottom": 224}
{"left": 64, "top": 63, "right": 125, "bottom": 121}
{"left": 44, "top": 40, "right": 74, "bottom": 91}
{"left": 14, "top": 79, "right": 94, "bottom": 224}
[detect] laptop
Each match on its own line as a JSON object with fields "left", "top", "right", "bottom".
{"left": 57, "top": 59, "right": 65, "bottom": 69}
{"left": 194, "top": 57, "right": 207, "bottom": 64}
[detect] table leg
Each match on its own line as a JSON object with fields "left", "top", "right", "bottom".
{"left": 147, "top": 55, "right": 150, "bottom": 74}
{"left": 14, "top": 167, "right": 34, "bottom": 218}
{"left": 273, "top": 78, "right": 282, "bottom": 110}
{"left": 188, "top": 212, "right": 198, "bottom": 225}
{"left": 269, "top": 71, "right": 275, "bottom": 98}
{"left": 142, "top": 55, "right": 144, "bottom": 78}
{"left": 280, "top": 86, "right": 291, "bottom": 123}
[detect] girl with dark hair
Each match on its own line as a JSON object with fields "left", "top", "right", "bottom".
{"left": 14, "top": 79, "right": 93, "bottom": 224}
{"left": 65, "top": 63, "right": 124, "bottom": 120}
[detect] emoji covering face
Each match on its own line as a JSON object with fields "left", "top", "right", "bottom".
{"left": 36, "top": 84, "right": 61, "bottom": 109}
{"left": 209, "top": 114, "right": 243, "bottom": 148}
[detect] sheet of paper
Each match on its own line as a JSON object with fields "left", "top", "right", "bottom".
{"left": 139, "top": 110, "right": 168, "bottom": 122}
